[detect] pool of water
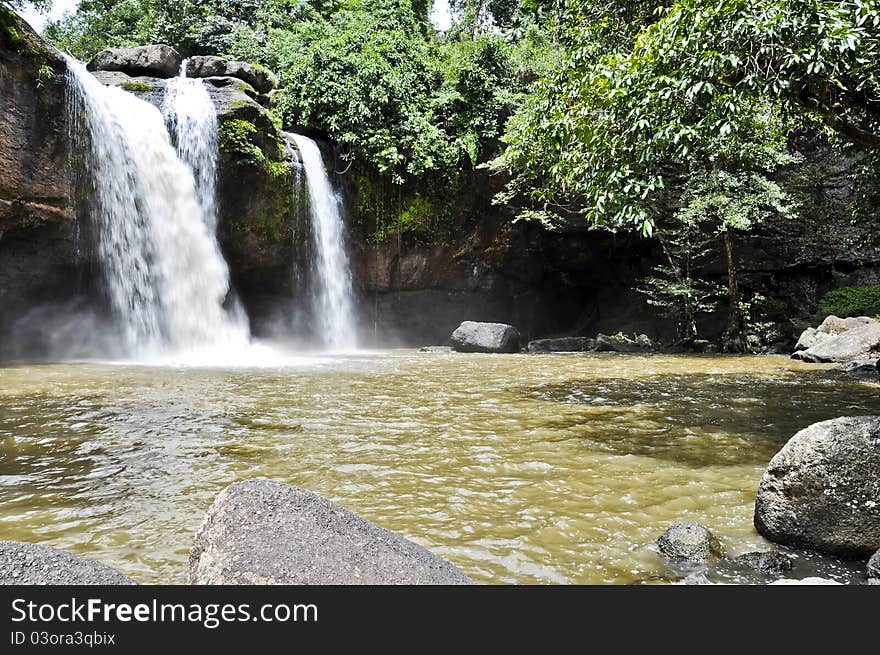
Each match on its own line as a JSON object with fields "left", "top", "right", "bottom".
{"left": 1, "top": 350, "right": 876, "bottom": 584}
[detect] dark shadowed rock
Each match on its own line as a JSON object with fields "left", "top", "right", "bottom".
{"left": 657, "top": 523, "right": 724, "bottom": 562}
{"left": 87, "top": 44, "right": 182, "bottom": 78}
{"left": 755, "top": 416, "right": 880, "bottom": 556}
{"left": 450, "top": 321, "right": 521, "bottom": 353}
{"left": 527, "top": 337, "right": 597, "bottom": 353}
{"left": 868, "top": 549, "right": 880, "bottom": 581}
{"left": 595, "top": 332, "right": 654, "bottom": 353}
{"left": 0, "top": 541, "right": 135, "bottom": 585}
{"left": 792, "top": 315, "right": 880, "bottom": 363}
{"left": 189, "top": 480, "right": 474, "bottom": 585}
{"left": 731, "top": 551, "right": 794, "bottom": 576}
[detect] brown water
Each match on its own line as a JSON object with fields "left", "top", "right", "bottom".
{"left": 1, "top": 351, "right": 877, "bottom": 584}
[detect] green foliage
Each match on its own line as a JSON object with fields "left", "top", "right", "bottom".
{"left": 219, "top": 119, "right": 265, "bottom": 166}
{"left": 119, "top": 80, "right": 155, "bottom": 92}
{"left": 819, "top": 284, "right": 880, "bottom": 318}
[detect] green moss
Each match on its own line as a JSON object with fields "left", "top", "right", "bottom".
{"left": 219, "top": 119, "right": 265, "bottom": 166}
{"left": 119, "top": 80, "right": 155, "bottom": 93}
{"left": 819, "top": 284, "right": 880, "bottom": 318}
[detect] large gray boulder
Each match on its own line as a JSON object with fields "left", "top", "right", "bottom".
{"left": 189, "top": 480, "right": 474, "bottom": 585}
{"left": 754, "top": 416, "right": 880, "bottom": 556}
{"left": 0, "top": 542, "right": 135, "bottom": 585}
{"left": 450, "top": 321, "right": 521, "bottom": 353}
{"left": 87, "top": 44, "right": 182, "bottom": 78}
{"left": 186, "top": 56, "right": 277, "bottom": 94}
{"left": 657, "top": 523, "right": 724, "bottom": 562}
{"left": 792, "top": 315, "right": 880, "bottom": 363}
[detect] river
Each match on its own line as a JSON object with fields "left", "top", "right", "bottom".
{"left": 1, "top": 351, "right": 876, "bottom": 583}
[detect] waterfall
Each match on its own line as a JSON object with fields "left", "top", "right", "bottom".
{"left": 64, "top": 54, "right": 249, "bottom": 357}
{"left": 290, "top": 134, "right": 358, "bottom": 350}
{"left": 162, "top": 61, "right": 219, "bottom": 230}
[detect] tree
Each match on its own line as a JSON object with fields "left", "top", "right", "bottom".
{"left": 498, "top": 0, "right": 879, "bottom": 349}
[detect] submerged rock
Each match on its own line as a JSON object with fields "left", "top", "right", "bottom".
{"left": 419, "top": 346, "right": 452, "bottom": 353}
{"left": 731, "top": 551, "right": 794, "bottom": 576}
{"left": 791, "top": 315, "right": 880, "bottom": 364}
{"left": 657, "top": 523, "right": 724, "bottom": 562}
{"left": 527, "top": 337, "right": 597, "bottom": 353}
{"left": 87, "top": 44, "right": 182, "bottom": 78}
{"left": 189, "top": 479, "right": 474, "bottom": 585}
{"left": 841, "top": 357, "right": 880, "bottom": 373}
{"left": 450, "top": 321, "right": 521, "bottom": 353}
{"left": 754, "top": 416, "right": 880, "bottom": 557}
{"left": 0, "top": 541, "right": 135, "bottom": 585}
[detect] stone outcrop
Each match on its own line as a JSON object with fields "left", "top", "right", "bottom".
{"left": 754, "top": 416, "right": 880, "bottom": 557}
{"left": 868, "top": 549, "right": 880, "bottom": 582}
{"left": 87, "top": 44, "right": 182, "bottom": 78}
{"left": 657, "top": 523, "right": 724, "bottom": 562}
{"left": 0, "top": 541, "right": 135, "bottom": 584}
{"left": 792, "top": 315, "right": 880, "bottom": 364}
{"left": 450, "top": 321, "right": 521, "bottom": 353}
{"left": 189, "top": 479, "right": 473, "bottom": 585}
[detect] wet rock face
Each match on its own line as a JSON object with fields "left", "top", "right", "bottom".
{"left": 87, "top": 44, "right": 182, "bottom": 78}
{"left": 754, "top": 416, "right": 880, "bottom": 557}
{"left": 657, "top": 523, "right": 725, "bottom": 562}
{"left": 0, "top": 9, "right": 81, "bottom": 356}
{"left": 189, "top": 479, "right": 474, "bottom": 585}
{"left": 0, "top": 541, "right": 135, "bottom": 585}
{"left": 450, "top": 321, "right": 521, "bottom": 353}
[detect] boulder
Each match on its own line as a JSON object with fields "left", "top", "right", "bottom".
{"left": 657, "top": 523, "right": 724, "bottom": 562}
{"left": 189, "top": 479, "right": 474, "bottom": 585}
{"left": 527, "top": 337, "right": 597, "bottom": 353}
{"left": 791, "top": 315, "right": 880, "bottom": 363}
{"left": 0, "top": 541, "right": 135, "bottom": 585}
{"left": 868, "top": 549, "right": 880, "bottom": 581}
{"left": 87, "top": 44, "right": 182, "bottom": 78}
{"left": 450, "top": 321, "right": 521, "bottom": 353}
{"left": 794, "top": 327, "right": 819, "bottom": 351}
{"left": 731, "top": 551, "right": 794, "bottom": 575}
{"left": 185, "top": 55, "right": 227, "bottom": 78}
{"left": 225, "top": 61, "right": 277, "bottom": 95}
{"left": 754, "top": 416, "right": 880, "bottom": 557}
{"left": 185, "top": 56, "right": 277, "bottom": 94}
{"left": 595, "top": 332, "right": 654, "bottom": 353}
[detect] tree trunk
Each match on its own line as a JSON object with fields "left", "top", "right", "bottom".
{"left": 722, "top": 230, "right": 745, "bottom": 353}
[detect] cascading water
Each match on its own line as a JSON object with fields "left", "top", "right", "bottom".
{"left": 163, "top": 61, "right": 218, "bottom": 229}
{"left": 64, "top": 54, "right": 248, "bottom": 358}
{"left": 290, "top": 134, "right": 358, "bottom": 350}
